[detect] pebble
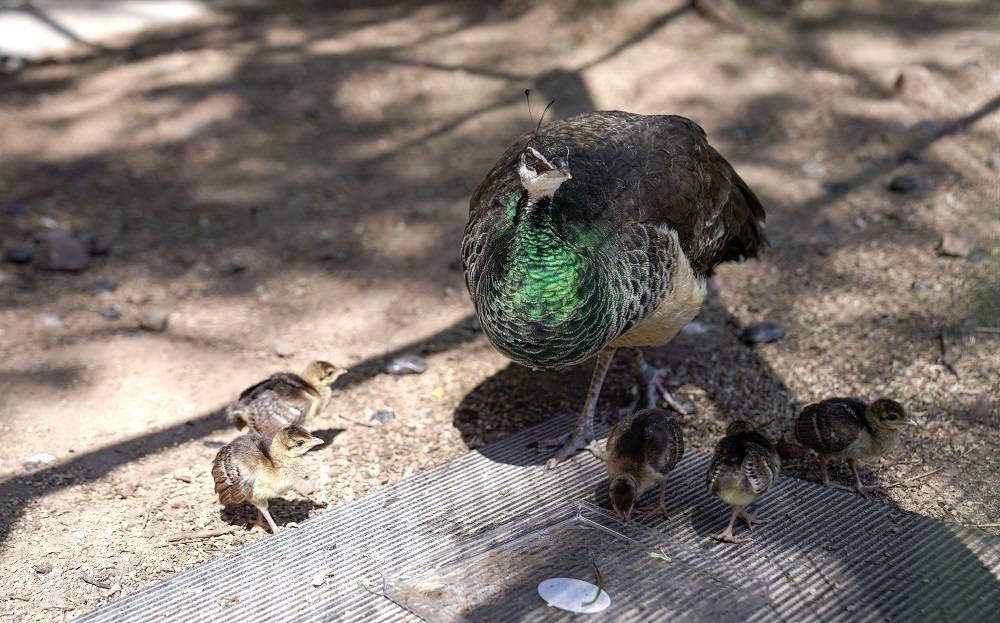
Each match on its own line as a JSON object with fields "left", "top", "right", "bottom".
{"left": 173, "top": 471, "right": 193, "bottom": 483}
{"left": 3, "top": 246, "right": 33, "bottom": 264}
{"left": 33, "top": 562, "right": 53, "bottom": 574}
{"left": 138, "top": 309, "right": 169, "bottom": 332}
{"left": 23, "top": 453, "right": 56, "bottom": 471}
{"left": 101, "top": 306, "right": 122, "bottom": 320}
{"left": 741, "top": 322, "right": 787, "bottom": 345}
{"left": 311, "top": 572, "right": 328, "bottom": 587}
{"left": 938, "top": 234, "right": 976, "bottom": 258}
{"left": 87, "top": 237, "right": 111, "bottom": 257}
{"left": 680, "top": 321, "right": 712, "bottom": 335}
{"left": 202, "top": 441, "right": 225, "bottom": 449}
{"left": 801, "top": 161, "right": 824, "bottom": 178}
{"left": 223, "top": 258, "right": 247, "bottom": 274}
{"left": 37, "top": 314, "right": 64, "bottom": 329}
{"left": 294, "top": 480, "right": 316, "bottom": 497}
{"left": 966, "top": 248, "right": 988, "bottom": 263}
{"left": 887, "top": 175, "right": 921, "bottom": 193}
{"left": 36, "top": 230, "right": 90, "bottom": 272}
{"left": 370, "top": 409, "right": 396, "bottom": 424}
{"left": 273, "top": 339, "right": 295, "bottom": 358}
{"left": 86, "top": 280, "right": 119, "bottom": 293}
{"left": 384, "top": 353, "right": 427, "bottom": 375}
{"left": 815, "top": 220, "right": 839, "bottom": 238}
{"left": 114, "top": 482, "right": 137, "bottom": 498}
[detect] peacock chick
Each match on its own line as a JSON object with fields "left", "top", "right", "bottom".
{"left": 462, "top": 111, "right": 766, "bottom": 467}
{"left": 707, "top": 420, "right": 780, "bottom": 544}
{"left": 226, "top": 360, "right": 346, "bottom": 437}
{"left": 794, "top": 397, "right": 916, "bottom": 495}
{"left": 600, "top": 408, "right": 685, "bottom": 521}
{"left": 212, "top": 425, "right": 324, "bottom": 533}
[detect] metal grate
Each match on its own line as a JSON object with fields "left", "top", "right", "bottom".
{"left": 78, "top": 416, "right": 1000, "bottom": 622}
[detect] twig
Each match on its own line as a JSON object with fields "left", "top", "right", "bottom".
{"left": 165, "top": 526, "right": 240, "bottom": 543}
{"left": 357, "top": 578, "right": 383, "bottom": 596}
{"left": 884, "top": 466, "right": 944, "bottom": 489}
{"left": 971, "top": 326, "right": 1000, "bottom": 334}
{"left": 338, "top": 414, "right": 377, "bottom": 429}
{"left": 974, "top": 523, "right": 1000, "bottom": 528}
{"left": 2, "top": 594, "right": 30, "bottom": 602}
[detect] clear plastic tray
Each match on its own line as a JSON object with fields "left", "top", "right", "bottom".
{"left": 382, "top": 501, "right": 768, "bottom": 622}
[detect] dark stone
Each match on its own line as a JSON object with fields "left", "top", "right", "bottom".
{"left": 741, "top": 322, "right": 787, "bottom": 345}
{"left": 888, "top": 175, "right": 921, "bottom": 193}
{"left": 966, "top": 248, "right": 989, "bottom": 263}
{"left": 86, "top": 279, "right": 119, "bottom": 294}
{"left": 384, "top": 354, "right": 427, "bottom": 375}
{"left": 449, "top": 257, "right": 463, "bottom": 272}
{"left": 138, "top": 309, "right": 169, "bottom": 332}
{"left": 223, "top": 258, "right": 247, "bottom": 274}
{"left": 87, "top": 237, "right": 111, "bottom": 257}
{"left": 101, "top": 306, "right": 122, "bottom": 320}
{"left": 3, "top": 246, "right": 33, "bottom": 264}
{"left": 815, "top": 220, "right": 839, "bottom": 238}
{"left": 36, "top": 230, "right": 89, "bottom": 272}
{"left": 370, "top": 409, "right": 396, "bottom": 424}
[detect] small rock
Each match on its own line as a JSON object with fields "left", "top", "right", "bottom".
{"left": 37, "top": 314, "right": 64, "bottom": 329}
{"left": 938, "top": 234, "right": 976, "bottom": 258}
{"left": 3, "top": 246, "right": 33, "bottom": 264}
{"left": 370, "top": 409, "right": 396, "bottom": 424}
{"left": 273, "top": 339, "right": 295, "bottom": 358}
{"left": 384, "top": 354, "right": 427, "bottom": 375}
{"left": 294, "top": 480, "right": 316, "bottom": 497}
{"left": 85, "top": 280, "right": 119, "bottom": 294}
{"left": 34, "top": 562, "right": 53, "bottom": 574}
{"left": 801, "top": 161, "right": 824, "bottom": 178}
{"left": 892, "top": 64, "right": 934, "bottom": 97}
{"left": 430, "top": 387, "right": 445, "bottom": 399}
{"left": 173, "top": 471, "right": 193, "bottom": 483}
{"left": 100, "top": 306, "right": 122, "bottom": 320}
{"left": 911, "top": 280, "right": 932, "bottom": 291}
{"left": 203, "top": 441, "right": 225, "bottom": 449}
{"left": 138, "top": 309, "right": 169, "bottom": 332}
{"left": 311, "top": 572, "right": 328, "bottom": 587}
{"left": 114, "top": 482, "right": 137, "bottom": 498}
{"left": 680, "top": 321, "right": 712, "bottom": 335}
{"left": 127, "top": 291, "right": 152, "bottom": 304}
{"left": 36, "top": 230, "right": 89, "bottom": 272}
{"left": 887, "top": 175, "right": 922, "bottom": 193}
{"left": 223, "top": 258, "right": 247, "bottom": 274}
{"left": 741, "top": 322, "right": 787, "bottom": 345}
{"left": 448, "top": 257, "right": 463, "bottom": 272}
{"left": 966, "top": 248, "right": 989, "bottom": 263}
{"left": 815, "top": 220, "right": 839, "bottom": 238}
{"left": 87, "top": 237, "right": 111, "bottom": 257}
{"left": 23, "top": 453, "right": 56, "bottom": 470}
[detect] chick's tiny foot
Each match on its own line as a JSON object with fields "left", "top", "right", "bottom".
{"left": 738, "top": 510, "right": 763, "bottom": 529}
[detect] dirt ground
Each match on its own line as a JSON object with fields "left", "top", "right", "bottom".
{"left": 1, "top": 0, "right": 998, "bottom": 619}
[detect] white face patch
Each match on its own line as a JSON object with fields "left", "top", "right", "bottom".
{"left": 518, "top": 147, "right": 572, "bottom": 200}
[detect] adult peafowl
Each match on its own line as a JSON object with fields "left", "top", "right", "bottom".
{"left": 462, "top": 111, "right": 766, "bottom": 466}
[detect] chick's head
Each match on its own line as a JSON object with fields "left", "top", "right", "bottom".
{"left": 304, "top": 361, "right": 347, "bottom": 386}
{"left": 867, "top": 398, "right": 916, "bottom": 431}
{"left": 609, "top": 475, "right": 638, "bottom": 521}
{"left": 274, "top": 425, "right": 324, "bottom": 457}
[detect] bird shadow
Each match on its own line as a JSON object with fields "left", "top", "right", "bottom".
{"left": 453, "top": 294, "right": 804, "bottom": 467}
{"left": 309, "top": 427, "right": 346, "bottom": 447}
{"left": 220, "top": 498, "right": 324, "bottom": 530}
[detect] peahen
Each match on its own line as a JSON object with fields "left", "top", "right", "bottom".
{"left": 461, "top": 111, "right": 766, "bottom": 466}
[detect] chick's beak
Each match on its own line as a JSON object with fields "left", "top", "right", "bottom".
{"left": 308, "top": 437, "right": 325, "bottom": 448}
{"left": 905, "top": 417, "right": 920, "bottom": 427}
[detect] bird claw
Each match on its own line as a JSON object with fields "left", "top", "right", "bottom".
{"left": 637, "top": 366, "right": 695, "bottom": 415}
{"left": 738, "top": 511, "right": 763, "bottom": 530}
{"left": 537, "top": 431, "right": 593, "bottom": 468}
{"left": 711, "top": 531, "right": 748, "bottom": 545}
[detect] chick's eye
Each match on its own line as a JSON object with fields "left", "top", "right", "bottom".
{"left": 886, "top": 414, "right": 898, "bottom": 420}
{"left": 296, "top": 440, "right": 305, "bottom": 447}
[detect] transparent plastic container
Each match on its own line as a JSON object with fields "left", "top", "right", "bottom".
{"left": 382, "top": 501, "right": 768, "bottom": 622}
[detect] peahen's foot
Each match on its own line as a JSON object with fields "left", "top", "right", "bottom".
{"left": 537, "top": 429, "right": 594, "bottom": 469}
{"left": 621, "top": 350, "right": 695, "bottom": 416}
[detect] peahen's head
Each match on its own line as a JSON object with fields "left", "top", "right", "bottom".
{"left": 518, "top": 137, "right": 571, "bottom": 200}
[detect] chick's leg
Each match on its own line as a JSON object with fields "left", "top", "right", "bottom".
{"left": 848, "top": 459, "right": 884, "bottom": 495}
{"left": 616, "top": 349, "right": 693, "bottom": 418}
{"left": 255, "top": 503, "right": 280, "bottom": 534}
{"left": 818, "top": 455, "right": 831, "bottom": 485}
{"left": 711, "top": 505, "right": 747, "bottom": 544}
{"left": 539, "top": 348, "right": 617, "bottom": 467}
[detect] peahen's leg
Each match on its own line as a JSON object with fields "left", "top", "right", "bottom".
{"left": 538, "top": 348, "right": 617, "bottom": 467}
{"left": 616, "top": 349, "right": 694, "bottom": 418}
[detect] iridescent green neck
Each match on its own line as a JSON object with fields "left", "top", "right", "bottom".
{"left": 477, "top": 196, "right": 617, "bottom": 369}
